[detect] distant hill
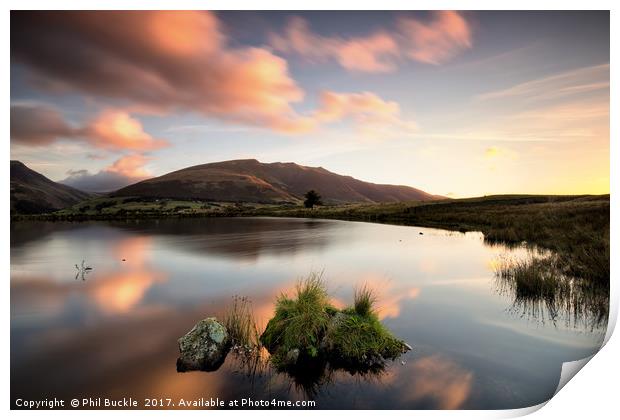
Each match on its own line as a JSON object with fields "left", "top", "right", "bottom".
{"left": 11, "top": 160, "right": 92, "bottom": 214}
{"left": 113, "top": 159, "right": 440, "bottom": 204}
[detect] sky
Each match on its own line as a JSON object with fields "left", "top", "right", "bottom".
{"left": 10, "top": 11, "right": 610, "bottom": 197}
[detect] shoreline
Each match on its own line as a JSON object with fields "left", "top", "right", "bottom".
{"left": 11, "top": 194, "right": 610, "bottom": 285}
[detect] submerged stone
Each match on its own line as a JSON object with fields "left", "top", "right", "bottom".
{"left": 177, "top": 317, "right": 231, "bottom": 372}
{"left": 285, "top": 348, "right": 300, "bottom": 365}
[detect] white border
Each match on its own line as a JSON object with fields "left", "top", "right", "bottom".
{"left": 3, "top": 1, "right": 617, "bottom": 419}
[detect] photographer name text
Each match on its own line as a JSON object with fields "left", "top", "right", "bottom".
{"left": 14, "top": 397, "right": 316, "bottom": 409}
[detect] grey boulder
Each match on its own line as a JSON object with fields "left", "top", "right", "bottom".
{"left": 176, "top": 317, "right": 231, "bottom": 372}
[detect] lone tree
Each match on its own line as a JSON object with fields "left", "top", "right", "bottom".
{"left": 304, "top": 190, "right": 323, "bottom": 209}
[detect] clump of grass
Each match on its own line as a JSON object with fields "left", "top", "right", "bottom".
{"left": 323, "top": 309, "right": 405, "bottom": 371}
{"left": 353, "top": 284, "right": 377, "bottom": 317}
{"left": 260, "top": 273, "right": 336, "bottom": 361}
{"left": 260, "top": 273, "right": 409, "bottom": 374}
{"left": 224, "top": 295, "right": 261, "bottom": 348}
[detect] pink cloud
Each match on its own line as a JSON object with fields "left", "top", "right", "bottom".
{"left": 313, "top": 91, "right": 417, "bottom": 134}
{"left": 337, "top": 33, "right": 400, "bottom": 72}
{"left": 12, "top": 11, "right": 422, "bottom": 135}
{"left": 249, "top": 90, "right": 416, "bottom": 135}
{"left": 401, "top": 355, "right": 473, "bottom": 409}
{"left": 270, "top": 12, "right": 472, "bottom": 71}
{"left": 315, "top": 91, "right": 400, "bottom": 123}
{"left": 81, "top": 110, "right": 168, "bottom": 151}
{"left": 270, "top": 17, "right": 400, "bottom": 73}
{"left": 12, "top": 11, "right": 307, "bottom": 133}
{"left": 106, "top": 154, "right": 152, "bottom": 178}
{"left": 398, "top": 11, "right": 473, "bottom": 65}
{"left": 10, "top": 104, "right": 168, "bottom": 152}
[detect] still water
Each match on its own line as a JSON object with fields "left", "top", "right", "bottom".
{"left": 10, "top": 218, "right": 606, "bottom": 409}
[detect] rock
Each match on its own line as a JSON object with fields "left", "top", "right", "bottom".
{"left": 176, "top": 317, "right": 231, "bottom": 372}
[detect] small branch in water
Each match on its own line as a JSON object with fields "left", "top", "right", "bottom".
{"left": 75, "top": 260, "right": 93, "bottom": 281}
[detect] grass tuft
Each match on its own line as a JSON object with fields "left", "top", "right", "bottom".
{"left": 323, "top": 310, "right": 405, "bottom": 370}
{"left": 260, "top": 273, "right": 335, "bottom": 361}
{"left": 353, "top": 284, "right": 377, "bottom": 317}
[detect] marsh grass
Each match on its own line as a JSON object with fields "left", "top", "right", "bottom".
{"left": 494, "top": 254, "right": 608, "bottom": 329}
{"left": 353, "top": 284, "right": 378, "bottom": 317}
{"left": 224, "top": 295, "right": 262, "bottom": 348}
{"left": 223, "top": 296, "right": 271, "bottom": 383}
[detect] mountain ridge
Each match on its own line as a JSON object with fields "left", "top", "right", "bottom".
{"left": 113, "top": 158, "right": 441, "bottom": 204}
{"left": 11, "top": 160, "right": 92, "bottom": 214}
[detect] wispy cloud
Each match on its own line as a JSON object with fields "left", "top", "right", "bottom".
{"left": 164, "top": 125, "right": 250, "bottom": 133}
{"left": 313, "top": 91, "right": 416, "bottom": 132}
{"left": 397, "top": 11, "right": 472, "bottom": 65}
{"left": 442, "top": 64, "right": 612, "bottom": 145}
{"left": 270, "top": 11, "right": 472, "bottom": 72}
{"left": 444, "top": 98, "right": 608, "bottom": 144}
{"left": 475, "top": 64, "right": 609, "bottom": 102}
{"left": 269, "top": 17, "right": 400, "bottom": 73}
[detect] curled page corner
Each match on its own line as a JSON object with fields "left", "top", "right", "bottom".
{"left": 502, "top": 401, "right": 548, "bottom": 418}
{"left": 602, "top": 293, "right": 618, "bottom": 347}
{"left": 504, "top": 355, "right": 598, "bottom": 418}
{"left": 554, "top": 355, "right": 595, "bottom": 397}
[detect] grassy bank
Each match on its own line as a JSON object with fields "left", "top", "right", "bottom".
{"left": 9, "top": 196, "right": 260, "bottom": 220}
